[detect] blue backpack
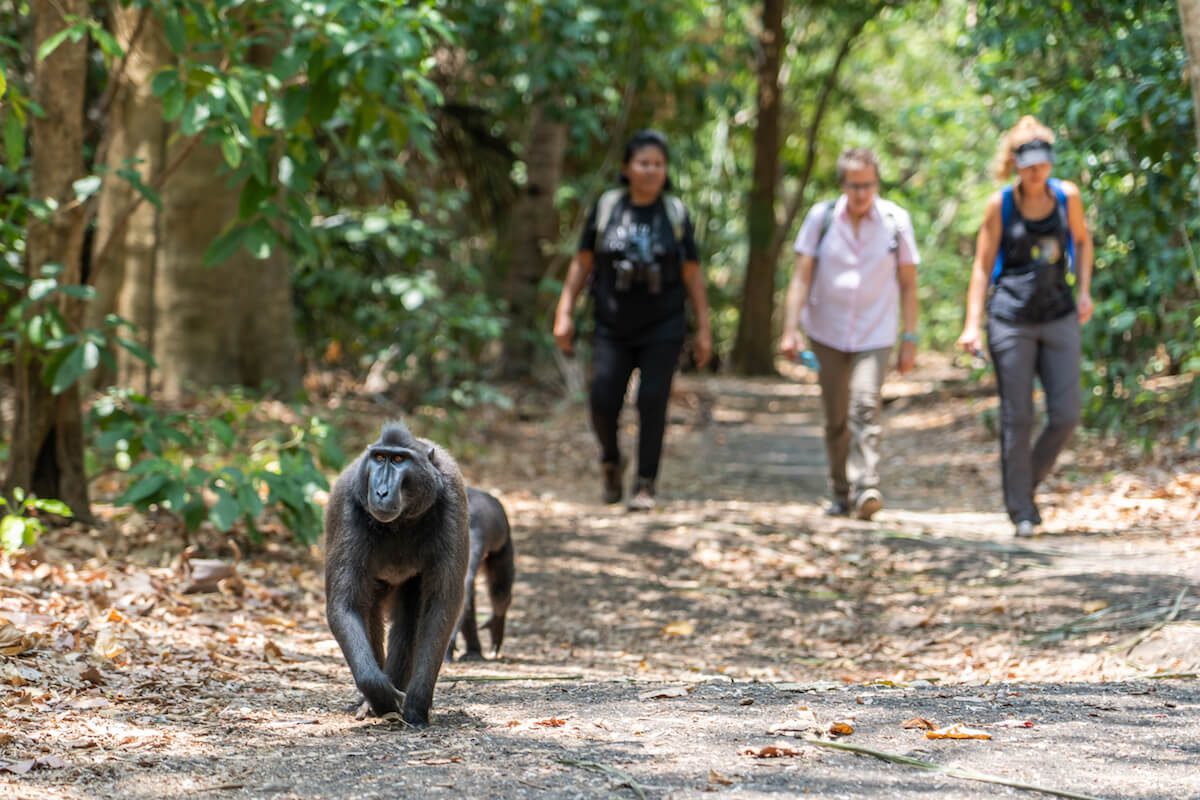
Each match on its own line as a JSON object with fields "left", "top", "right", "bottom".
{"left": 992, "top": 177, "right": 1074, "bottom": 284}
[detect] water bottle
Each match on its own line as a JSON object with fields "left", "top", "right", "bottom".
{"left": 796, "top": 349, "right": 819, "bottom": 371}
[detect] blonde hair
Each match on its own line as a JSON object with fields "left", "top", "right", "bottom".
{"left": 991, "top": 115, "right": 1057, "bottom": 180}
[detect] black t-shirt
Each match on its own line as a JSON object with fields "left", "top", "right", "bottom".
{"left": 578, "top": 193, "right": 700, "bottom": 343}
{"left": 989, "top": 193, "right": 1076, "bottom": 324}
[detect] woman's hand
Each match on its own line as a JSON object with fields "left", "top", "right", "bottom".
{"left": 1077, "top": 291, "right": 1094, "bottom": 324}
{"left": 779, "top": 330, "right": 805, "bottom": 361}
{"left": 956, "top": 325, "right": 984, "bottom": 357}
{"left": 693, "top": 328, "right": 713, "bottom": 368}
{"left": 897, "top": 340, "right": 917, "bottom": 375}
{"left": 553, "top": 313, "right": 576, "bottom": 355}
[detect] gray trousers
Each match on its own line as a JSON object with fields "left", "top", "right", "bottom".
{"left": 810, "top": 341, "right": 891, "bottom": 504}
{"left": 987, "top": 312, "right": 1081, "bottom": 523}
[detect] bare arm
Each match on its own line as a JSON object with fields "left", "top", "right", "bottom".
{"left": 681, "top": 260, "right": 712, "bottom": 367}
{"left": 896, "top": 262, "right": 918, "bottom": 374}
{"left": 779, "top": 253, "right": 815, "bottom": 358}
{"left": 552, "top": 251, "right": 594, "bottom": 355}
{"left": 1062, "top": 180, "right": 1094, "bottom": 323}
{"left": 956, "top": 193, "right": 1002, "bottom": 354}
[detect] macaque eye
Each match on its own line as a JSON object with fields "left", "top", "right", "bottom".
{"left": 374, "top": 453, "right": 386, "bottom": 463}
{"left": 391, "top": 454, "right": 408, "bottom": 464}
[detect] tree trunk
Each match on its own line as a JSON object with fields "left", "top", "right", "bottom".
{"left": 500, "top": 105, "right": 568, "bottom": 379}
{"left": 155, "top": 138, "right": 300, "bottom": 400}
{"left": 1180, "top": 0, "right": 1200, "bottom": 154}
{"left": 767, "top": 13, "right": 872, "bottom": 268}
{"left": 5, "top": 0, "right": 91, "bottom": 517}
{"left": 731, "top": 0, "right": 785, "bottom": 375}
{"left": 88, "top": 6, "right": 169, "bottom": 393}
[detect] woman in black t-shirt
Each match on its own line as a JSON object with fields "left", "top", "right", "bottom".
{"left": 956, "top": 116, "right": 1095, "bottom": 537}
{"left": 553, "top": 130, "right": 712, "bottom": 510}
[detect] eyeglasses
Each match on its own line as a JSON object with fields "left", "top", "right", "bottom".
{"left": 842, "top": 181, "right": 877, "bottom": 193}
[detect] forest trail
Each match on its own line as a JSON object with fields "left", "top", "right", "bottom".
{"left": 3, "top": 357, "right": 1199, "bottom": 799}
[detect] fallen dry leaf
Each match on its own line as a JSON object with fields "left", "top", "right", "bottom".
{"left": 828, "top": 721, "right": 855, "bottom": 736}
{"left": 740, "top": 745, "right": 803, "bottom": 758}
{"left": 78, "top": 666, "right": 105, "bottom": 686}
{"left": 0, "top": 623, "right": 32, "bottom": 656}
{"left": 926, "top": 723, "right": 992, "bottom": 740}
{"left": 992, "top": 719, "right": 1036, "bottom": 728}
{"left": 707, "top": 769, "right": 735, "bottom": 786}
{"left": 902, "top": 717, "right": 937, "bottom": 730}
{"left": 534, "top": 717, "right": 567, "bottom": 728}
{"left": 661, "top": 620, "right": 695, "bottom": 638}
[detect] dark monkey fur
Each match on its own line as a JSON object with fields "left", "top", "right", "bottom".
{"left": 324, "top": 422, "right": 468, "bottom": 727}
{"left": 447, "top": 487, "right": 514, "bottom": 660}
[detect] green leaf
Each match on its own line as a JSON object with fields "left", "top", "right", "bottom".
{"left": 116, "top": 337, "right": 156, "bottom": 367}
{"left": 150, "top": 69, "right": 179, "bottom": 97}
{"left": 209, "top": 488, "right": 240, "bottom": 532}
{"left": 4, "top": 112, "right": 24, "bottom": 169}
{"left": 1, "top": 516, "right": 30, "bottom": 552}
{"left": 179, "top": 97, "right": 211, "bottom": 136}
{"left": 36, "top": 23, "right": 81, "bottom": 62}
{"left": 161, "top": 83, "right": 185, "bottom": 121}
{"left": 163, "top": 10, "right": 187, "bottom": 53}
{"left": 50, "top": 344, "right": 89, "bottom": 394}
{"left": 281, "top": 86, "right": 309, "bottom": 129}
{"left": 203, "top": 225, "right": 247, "bottom": 266}
{"left": 237, "top": 176, "right": 273, "bottom": 220}
{"left": 243, "top": 220, "right": 275, "bottom": 260}
{"left": 89, "top": 24, "right": 123, "bottom": 59}
{"left": 220, "top": 135, "right": 242, "bottom": 169}
{"left": 31, "top": 498, "right": 72, "bottom": 517}
{"left": 118, "top": 473, "right": 169, "bottom": 505}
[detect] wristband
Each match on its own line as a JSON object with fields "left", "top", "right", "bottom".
{"left": 900, "top": 332, "right": 919, "bottom": 344}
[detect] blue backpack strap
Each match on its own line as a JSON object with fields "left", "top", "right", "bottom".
{"left": 1048, "top": 178, "right": 1075, "bottom": 273}
{"left": 991, "top": 185, "right": 1015, "bottom": 284}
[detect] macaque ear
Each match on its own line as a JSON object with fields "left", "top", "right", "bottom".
{"left": 428, "top": 447, "right": 436, "bottom": 461}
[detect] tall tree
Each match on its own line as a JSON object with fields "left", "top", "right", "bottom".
{"left": 87, "top": 6, "right": 169, "bottom": 393}
{"left": 1181, "top": 0, "right": 1200, "bottom": 154}
{"left": 500, "top": 104, "right": 568, "bottom": 376}
{"left": 731, "top": 0, "right": 785, "bottom": 375}
{"left": 7, "top": 0, "right": 91, "bottom": 516}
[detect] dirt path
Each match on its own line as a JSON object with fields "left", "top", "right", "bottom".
{"left": 3, "top": 361, "right": 1199, "bottom": 799}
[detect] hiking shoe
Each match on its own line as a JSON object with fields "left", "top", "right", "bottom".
{"left": 627, "top": 479, "right": 656, "bottom": 512}
{"left": 1014, "top": 520, "right": 1037, "bottom": 538}
{"left": 824, "top": 500, "right": 851, "bottom": 517}
{"left": 601, "top": 461, "right": 623, "bottom": 504}
{"left": 854, "top": 489, "right": 883, "bottom": 521}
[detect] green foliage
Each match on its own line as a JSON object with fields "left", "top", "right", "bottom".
{"left": 141, "top": 0, "right": 451, "bottom": 265}
{"left": 0, "top": 488, "right": 72, "bottom": 554}
{"left": 89, "top": 390, "right": 345, "bottom": 545}
{"left": 967, "top": 0, "right": 1199, "bottom": 440}
{"left": 293, "top": 190, "right": 511, "bottom": 411}
{"left": 0, "top": 264, "right": 154, "bottom": 391}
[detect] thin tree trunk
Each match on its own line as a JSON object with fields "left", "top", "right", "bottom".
{"left": 1180, "top": 0, "right": 1200, "bottom": 154}
{"left": 768, "top": 12, "right": 873, "bottom": 267}
{"left": 6, "top": 0, "right": 91, "bottom": 518}
{"left": 732, "top": 0, "right": 785, "bottom": 375}
{"left": 88, "top": 6, "right": 168, "bottom": 393}
{"left": 500, "top": 105, "right": 567, "bottom": 379}
{"left": 155, "top": 137, "right": 299, "bottom": 399}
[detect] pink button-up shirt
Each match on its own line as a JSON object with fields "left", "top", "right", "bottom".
{"left": 793, "top": 196, "right": 919, "bottom": 352}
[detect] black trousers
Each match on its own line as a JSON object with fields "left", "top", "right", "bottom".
{"left": 590, "top": 335, "right": 683, "bottom": 482}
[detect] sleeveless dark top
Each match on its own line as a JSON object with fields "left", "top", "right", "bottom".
{"left": 988, "top": 191, "right": 1076, "bottom": 324}
{"left": 578, "top": 195, "right": 699, "bottom": 343}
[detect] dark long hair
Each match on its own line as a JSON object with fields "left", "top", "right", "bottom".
{"left": 619, "top": 129, "right": 673, "bottom": 191}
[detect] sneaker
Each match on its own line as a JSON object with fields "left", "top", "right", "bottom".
{"left": 601, "top": 461, "right": 623, "bottom": 504}
{"left": 627, "top": 479, "right": 656, "bottom": 512}
{"left": 1014, "top": 520, "right": 1037, "bottom": 538}
{"left": 854, "top": 489, "right": 883, "bottom": 521}
{"left": 824, "top": 500, "right": 851, "bottom": 517}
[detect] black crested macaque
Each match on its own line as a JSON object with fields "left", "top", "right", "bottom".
{"left": 324, "top": 422, "right": 468, "bottom": 727}
{"left": 447, "top": 487, "right": 514, "bottom": 661}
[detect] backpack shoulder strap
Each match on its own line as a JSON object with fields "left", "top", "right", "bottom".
{"left": 816, "top": 200, "right": 836, "bottom": 247}
{"left": 595, "top": 188, "right": 627, "bottom": 235}
{"left": 992, "top": 185, "right": 1016, "bottom": 284}
{"left": 661, "top": 193, "right": 686, "bottom": 243}
{"left": 1048, "top": 178, "right": 1075, "bottom": 272}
